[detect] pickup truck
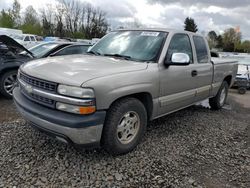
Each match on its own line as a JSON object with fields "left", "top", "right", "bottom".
{"left": 13, "top": 29, "right": 238, "bottom": 155}
{"left": 13, "top": 34, "right": 41, "bottom": 48}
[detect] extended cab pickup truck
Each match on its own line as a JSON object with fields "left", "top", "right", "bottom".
{"left": 13, "top": 29, "right": 238, "bottom": 155}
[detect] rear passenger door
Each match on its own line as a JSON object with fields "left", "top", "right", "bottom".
{"left": 192, "top": 36, "right": 213, "bottom": 102}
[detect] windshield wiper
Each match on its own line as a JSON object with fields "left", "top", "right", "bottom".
{"left": 103, "top": 53, "right": 132, "bottom": 60}
{"left": 86, "top": 50, "right": 100, "bottom": 55}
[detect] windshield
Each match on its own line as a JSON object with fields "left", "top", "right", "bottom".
{"left": 88, "top": 30, "right": 168, "bottom": 62}
{"left": 22, "top": 43, "right": 59, "bottom": 58}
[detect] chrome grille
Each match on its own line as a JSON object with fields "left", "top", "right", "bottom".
{"left": 30, "top": 93, "right": 54, "bottom": 105}
{"left": 20, "top": 85, "right": 55, "bottom": 108}
{"left": 19, "top": 72, "right": 57, "bottom": 92}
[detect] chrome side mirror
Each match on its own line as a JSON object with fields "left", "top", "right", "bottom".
{"left": 165, "top": 53, "right": 190, "bottom": 66}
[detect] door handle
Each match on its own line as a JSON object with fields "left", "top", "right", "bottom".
{"left": 191, "top": 70, "right": 198, "bottom": 77}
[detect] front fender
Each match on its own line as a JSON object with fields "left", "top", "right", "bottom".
{"left": 83, "top": 65, "right": 159, "bottom": 110}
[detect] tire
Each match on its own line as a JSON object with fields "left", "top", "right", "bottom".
{"left": 209, "top": 81, "right": 229, "bottom": 110}
{"left": 238, "top": 87, "right": 246, "bottom": 94}
{"left": 0, "top": 70, "right": 18, "bottom": 99}
{"left": 101, "top": 97, "right": 147, "bottom": 155}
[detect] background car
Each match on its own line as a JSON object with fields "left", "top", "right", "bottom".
{"left": 0, "top": 35, "right": 92, "bottom": 98}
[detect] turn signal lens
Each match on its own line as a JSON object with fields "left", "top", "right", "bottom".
{"left": 79, "top": 106, "right": 96, "bottom": 114}
{"left": 56, "top": 102, "right": 96, "bottom": 115}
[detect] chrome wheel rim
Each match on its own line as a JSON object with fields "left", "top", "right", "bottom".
{"left": 220, "top": 87, "right": 226, "bottom": 106}
{"left": 3, "top": 73, "right": 17, "bottom": 96}
{"left": 117, "top": 111, "right": 140, "bottom": 144}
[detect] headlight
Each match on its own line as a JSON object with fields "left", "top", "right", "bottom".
{"left": 56, "top": 102, "right": 96, "bottom": 114}
{"left": 57, "top": 85, "right": 95, "bottom": 98}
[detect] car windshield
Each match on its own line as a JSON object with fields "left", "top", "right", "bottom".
{"left": 21, "top": 43, "right": 59, "bottom": 58}
{"left": 88, "top": 30, "right": 168, "bottom": 62}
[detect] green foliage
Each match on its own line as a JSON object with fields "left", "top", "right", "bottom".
{"left": 222, "top": 28, "right": 241, "bottom": 52}
{"left": 184, "top": 17, "right": 198, "bottom": 33}
{"left": 216, "top": 35, "right": 223, "bottom": 49}
{"left": 0, "top": 10, "right": 14, "bottom": 28}
{"left": 207, "top": 31, "right": 218, "bottom": 49}
{"left": 20, "top": 5, "right": 42, "bottom": 35}
{"left": 20, "top": 23, "right": 42, "bottom": 35}
{"left": 71, "top": 32, "right": 85, "bottom": 39}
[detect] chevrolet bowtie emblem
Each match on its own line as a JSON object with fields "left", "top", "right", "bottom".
{"left": 25, "top": 84, "right": 33, "bottom": 94}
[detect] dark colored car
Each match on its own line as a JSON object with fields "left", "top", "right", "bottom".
{"left": 0, "top": 35, "right": 91, "bottom": 98}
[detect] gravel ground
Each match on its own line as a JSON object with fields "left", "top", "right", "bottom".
{"left": 0, "top": 90, "right": 249, "bottom": 187}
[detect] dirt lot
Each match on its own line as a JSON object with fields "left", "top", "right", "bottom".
{"left": 0, "top": 90, "right": 249, "bottom": 187}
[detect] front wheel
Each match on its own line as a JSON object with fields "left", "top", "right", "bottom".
{"left": 209, "top": 81, "right": 229, "bottom": 110}
{"left": 0, "top": 70, "right": 18, "bottom": 99}
{"left": 101, "top": 98, "right": 147, "bottom": 155}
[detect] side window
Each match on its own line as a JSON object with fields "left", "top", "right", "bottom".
{"left": 193, "top": 36, "right": 209, "bottom": 63}
{"left": 166, "top": 34, "right": 193, "bottom": 63}
{"left": 55, "top": 45, "right": 87, "bottom": 56}
{"left": 24, "top": 36, "right": 30, "bottom": 41}
{"left": 30, "top": 36, "right": 36, "bottom": 41}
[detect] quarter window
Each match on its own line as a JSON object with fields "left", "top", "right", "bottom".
{"left": 193, "top": 36, "right": 209, "bottom": 63}
{"left": 166, "top": 34, "right": 193, "bottom": 63}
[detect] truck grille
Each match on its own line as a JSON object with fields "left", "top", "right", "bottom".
{"left": 21, "top": 87, "right": 55, "bottom": 108}
{"left": 19, "top": 72, "right": 57, "bottom": 108}
{"left": 19, "top": 72, "right": 57, "bottom": 92}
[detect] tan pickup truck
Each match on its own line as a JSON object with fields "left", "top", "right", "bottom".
{"left": 13, "top": 28, "right": 238, "bottom": 155}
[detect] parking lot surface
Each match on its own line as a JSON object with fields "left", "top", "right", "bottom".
{"left": 0, "top": 90, "right": 249, "bottom": 187}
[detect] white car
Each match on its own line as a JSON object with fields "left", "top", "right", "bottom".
{"left": 12, "top": 34, "right": 41, "bottom": 48}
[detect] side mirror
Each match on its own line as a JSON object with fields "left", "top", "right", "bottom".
{"left": 165, "top": 53, "right": 190, "bottom": 66}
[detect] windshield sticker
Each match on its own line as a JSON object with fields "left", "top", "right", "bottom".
{"left": 141, "top": 32, "right": 159, "bottom": 37}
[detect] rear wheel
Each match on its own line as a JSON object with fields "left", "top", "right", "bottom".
{"left": 209, "top": 81, "right": 229, "bottom": 110}
{"left": 101, "top": 98, "right": 147, "bottom": 155}
{"left": 0, "top": 70, "right": 18, "bottom": 99}
{"left": 238, "top": 87, "right": 246, "bottom": 94}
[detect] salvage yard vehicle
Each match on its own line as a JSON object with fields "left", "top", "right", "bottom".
{"left": 0, "top": 35, "right": 91, "bottom": 98}
{"left": 13, "top": 29, "right": 238, "bottom": 155}
{"left": 234, "top": 64, "right": 250, "bottom": 94}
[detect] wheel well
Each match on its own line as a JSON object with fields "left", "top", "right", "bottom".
{"left": 0, "top": 67, "right": 18, "bottom": 77}
{"left": 111, "top": 93, "right": 153, "bottom": 120}
{"left": 224, "top": 75, "right": 232, "bottom": 86}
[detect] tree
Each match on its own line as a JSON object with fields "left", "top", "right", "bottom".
{"left": 40, "top": 5, "right": 55, "bottom": 36}
{"left": 241, "top": 41, "right": 250, "bottom": 53}
{"left": 0, "top": 0, "right": 20, "bottom": 28}
{"left": 21, "top": 6, "right": 42, "bottom": 35}
{"left": 207, "top": 31, "right": 218, "bottom": 49}
{"left": 0, "top": 10, "right": 14, "bottom": 28}
{"left": 11, "top": 0, "right": 21, "bottom": 27}
{"left": 184, "top": 17, "right": 198, "bottom": 33}
{"left": 216, "top": 35, "right": 223, "bottom": 49}
{"left": 222, "top": 28, "right": 241, "bottom": 52}
{"left": 1, "top": 0, "right": 108, "bottom": 38}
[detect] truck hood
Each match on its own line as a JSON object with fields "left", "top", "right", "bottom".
{"left": 0, "top": 35, "right": 33, "bottom": 56}
{"left": 20, "top": 54, "right": 148, "bottom": 86}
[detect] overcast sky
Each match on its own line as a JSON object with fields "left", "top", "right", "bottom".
{"left": 1, "top": 0, "right": 250, "bottom": 39}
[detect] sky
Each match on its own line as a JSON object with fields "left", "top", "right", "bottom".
{"left": 1, "top": 0, "right": 250, "bottom": 39}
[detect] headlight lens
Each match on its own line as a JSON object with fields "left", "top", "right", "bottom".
{"left": 56, "top": 102, "right": 96, "bottom": 114}
{"left": 57, "top": 85, "right": 95, "bottom": 98}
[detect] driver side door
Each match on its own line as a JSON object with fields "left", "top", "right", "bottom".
{"left": 158, "top": 33, "right": 197, "bottom": 115}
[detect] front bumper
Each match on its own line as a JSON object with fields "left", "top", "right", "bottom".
{"left": 13, "top": 87, "right": 106, "bottom": 146}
